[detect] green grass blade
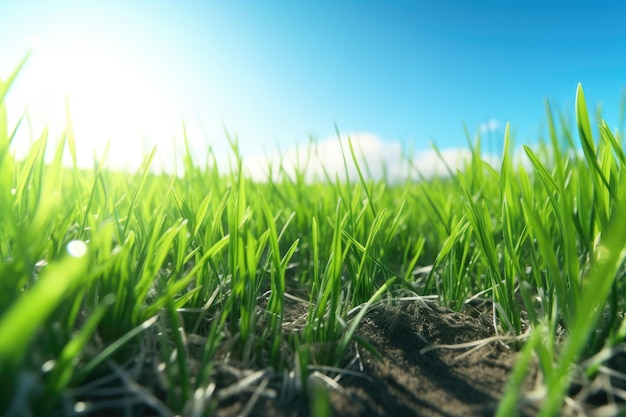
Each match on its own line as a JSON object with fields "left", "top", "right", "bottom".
{"left": 539, "top": 170, "right": 626, "bottom": 415}
{"left": 75, "top": 315, "right": 159, "bottom": 384}
{"left": 0, "top": 51, "right": 31, "bottom": 105}
{"left": 0, "top": 241, "right": 89, "bottom": 370}
{"left": 576, "top": 84, "right": 614, "bottom": 198}
{"left": 43, "top": 294, "right": 116, "bottom": 402}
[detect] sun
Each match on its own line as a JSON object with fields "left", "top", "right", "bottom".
{"left": 9, "top": 35, "right": 181, "bottom": 170}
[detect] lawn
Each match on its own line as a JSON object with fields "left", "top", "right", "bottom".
{"left": 2, "top": 55, "right": 626, "bottom": 416}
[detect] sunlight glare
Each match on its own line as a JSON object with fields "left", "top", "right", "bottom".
{"left": 12, "top": 35, "right": 181, "bottom": 170}
{"left": 66, "top": 240, "right": 87, "bottom": 258}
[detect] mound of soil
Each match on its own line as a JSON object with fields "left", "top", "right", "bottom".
{"left": 215, "top": 300, "right": 539, "bottom": 417}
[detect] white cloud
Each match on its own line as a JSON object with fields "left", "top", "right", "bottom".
{"left": 243, "top": 132, "right": 492, "bottom": 183}
{"left": 244, "top": 133, "right": 397, "bottom": 183}
{"left": 478, "top": 119, "right": 501, "bottom": 135}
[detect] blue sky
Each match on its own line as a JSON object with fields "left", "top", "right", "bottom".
{"left": 1, "top": 1, "right": 625, "bottom": 176}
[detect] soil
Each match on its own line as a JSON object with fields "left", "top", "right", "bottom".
{"left": 61, "top": 296, "right": 626, "bottom": 417}
{"left": 213, "top": 299, "right": 541, "bottom": 417}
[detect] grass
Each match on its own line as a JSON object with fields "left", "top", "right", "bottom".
{"left": 1, "top": 55, "right": 626, "bottom": 416}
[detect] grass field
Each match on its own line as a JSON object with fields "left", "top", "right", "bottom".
{"left": 2, "top": 55, "right": 626, "bottom": 416}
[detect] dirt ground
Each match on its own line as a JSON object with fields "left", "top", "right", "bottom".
{"left": 61, "top": 296, "right": 626, "bottom": 416}
{"left": 214, "top": 300, "right": 540, "bottom": 417}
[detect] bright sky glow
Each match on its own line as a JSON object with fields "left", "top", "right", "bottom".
{"left": 1, "top": 1, "right": 625, "bottom": 178}
{"left": 20, "top": 36, "right": 180, "bottom": 168}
